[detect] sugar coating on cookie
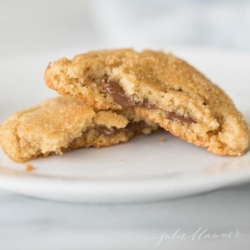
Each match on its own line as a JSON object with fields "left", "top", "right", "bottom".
{"left": 44, "top": 49, "right": 249, "bottom": 156}
{"left": 0, "top": 97, "right": 158, "bottom": 162}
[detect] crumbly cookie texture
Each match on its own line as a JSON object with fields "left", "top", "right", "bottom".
{"left": 0, "top": 97, "right": 158, "bottom": 162}
{"left": 44, "top": 49, "right": 249, "bottom": 156}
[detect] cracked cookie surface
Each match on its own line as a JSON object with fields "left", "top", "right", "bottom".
{"left": 0, "top": 96, "right": 158, "bottom": 162}
{"left": 44, "top": 49, "right": 249, "bottom": 156}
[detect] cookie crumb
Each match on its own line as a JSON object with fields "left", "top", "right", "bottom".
{"left": 158, "top": 137, "right": 166, "bottom": 142}
{"left": 118, "top": 158, "right": 123, "bottom": 163}
{"left": 25, "top": 163, "right": 34, "bottom": 171}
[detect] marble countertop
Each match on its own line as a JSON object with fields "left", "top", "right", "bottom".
{"left": 1, "top": 183, "right": 250, "bottom": 249}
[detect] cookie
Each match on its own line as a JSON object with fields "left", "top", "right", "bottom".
{"left": 0, "top": 97, "right": 158, "bottom": 162}
{"left": 44, "top": 49, "right": 249, "bottom": 156}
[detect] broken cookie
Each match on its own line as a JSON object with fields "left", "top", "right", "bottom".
{"left": 0, "top": 97, "right": 158, "bottom": 162}
{"left": 44, "top": 49, "right": 249, "bottom": 156}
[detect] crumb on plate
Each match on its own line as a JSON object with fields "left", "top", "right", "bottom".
{"left": 25, "top": 163, "right": 34, "bottom": 171}
{"left": 158, "top": 137, "right": 166, "bottom": 142}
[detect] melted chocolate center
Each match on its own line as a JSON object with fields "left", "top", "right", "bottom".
{"left": 165, "top": 111, "right": 194, "bottom": 125}
{"left": 100, "top": 76, "right": 195, "bottom": 125}
{"left": 101, "top": 76, "right": 135, "bottom": 107}
{"left": 95, "top": 121, "right": 151, "bottom": 136}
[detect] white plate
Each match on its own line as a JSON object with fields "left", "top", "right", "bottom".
{"left": 0, "top": 47, "right": 250, "bottom": 203}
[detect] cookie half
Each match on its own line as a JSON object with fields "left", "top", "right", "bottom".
{"left": 0, "top": 97, "right": 158, "bottom": 162}
{"left": 44, "top": 49, "right": 249, "bottom": 156}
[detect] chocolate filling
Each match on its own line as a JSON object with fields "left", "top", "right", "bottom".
{"left": 95, "top": 121, "right": 151, "bottom": 136}
{"left": 101, "top": 76, "right": 157, "bottom": 109}
{"left": 95, "top": 126, "right": 115, "bottom": 135}
{"left": 101, "top": 76, "right": 136, "bottom": 107}
{"left": 125, "top": 120, "right": 152, "bottom": 131}
{"left": 165, "top": 111, "right": 194, "bottom": 125}
{"left": 100, "top": 76, "right": 195, "bottom": 125}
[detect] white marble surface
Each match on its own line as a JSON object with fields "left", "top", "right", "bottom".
{"left": 0, "top": 183, "right": 250, "bottom": 250}
{"left": 1, "top": 1, "right": 250, "bottom": 249}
